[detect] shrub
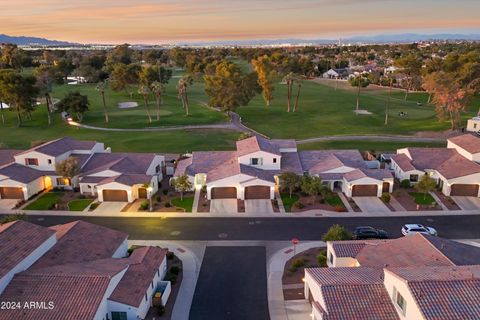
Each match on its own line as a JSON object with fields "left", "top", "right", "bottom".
{"left": 165, "top": 274, "right": 177, "bottom": 284}
{"left": 317, "top": 253, "right": 327, "bottom": 267}
{"left": 78, "top": 194, "right": 86, "bottom": 199}
{"left": 89, "top": 202, "right": 100, "bottom": 210}
{"left": 157, "top": 304, "right": 165, "bottom": 316}
{"left": 201, "top": 185, "right": 207, "bottom": 193}
{"left": 170, "top": 266, "right": 181, "bottom": 275}
{"left": 322, "top": 224, "right": 352, "bottom": 241}
{"left": 400, "top": 179, "right": 411, "bottom": 188}
{"left": 334, "top": 205, "right": 345, "bottom": 212}
{"left": 139, "top": 201, "right": 149, "bottom": 211}
{"left": 166, "top": 251, "right": 175, "bottom": 260}
{"left": 291, "top": 258, "right": 305, "bottom": 269}
{"left": 0, "top": 213, "right": 26, "bottom": 224}
{"left": 127, "top": 247, "right": 135, "bottom": 255}
{"left": 293, "top": 201, "right": 305, "bottom": 209}
{"left": 156, "top": 195, "right": 162, "bottom": 202}
{"left": 165, "top": 202, "right": 172, "bottom": 208}
{"left": 381, "top": 192, "right": 391, "bottom": 203}
{"left": 163, "top": 189, "right": 169, "bottom": 195}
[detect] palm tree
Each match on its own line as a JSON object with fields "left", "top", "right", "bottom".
{"left": 150, "top": 81, "right": 164, "bottom": 121}
{"left": 95, "top": 81, "right": 109, "bottom": 123}
{"left": 385, "top": 77, "right": 393, "bottom": 125}
{"left": 177, "top": 77, "right": 190, "bottom": 116}
{"left": 138, "top": 85, "right": 152, "bottom": 123}
{"left": 293, "top": 78, "right": 302, "bottom": 112}
{"left": 283, "top": 72, "right": 295, "bottom": 112}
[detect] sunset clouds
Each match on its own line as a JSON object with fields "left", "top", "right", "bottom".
{"left": 2, "top": 0, "right": 480, "bottom": 43}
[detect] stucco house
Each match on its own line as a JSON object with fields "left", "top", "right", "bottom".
{"left": 466, "top": 116, "right": 480, "bottom": 133}
{"left": 305, "top": 234, "right": 480, "bottom": 320}
{"left": 174, "top": 136, "right": 393, "bottom": 199}
{"left": 391, "top": 134, "right": 480, "bottom": 197}
{"left": 0, "top": 220, "right": 169, "bottom": 320}
{"left": 0, "top": 137, "right": 167, "bottom": 203}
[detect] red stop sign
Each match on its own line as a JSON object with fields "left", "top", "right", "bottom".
{"left": 291, "top": 238, "right": 299, "bottom": 245}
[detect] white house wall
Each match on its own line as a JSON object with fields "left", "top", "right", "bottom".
{"left": 97, "top": 182, "right": 133, "bottom": 202}
{"left": 383, "top": 270, "right": 425, "bottom": 320}
{"left": 146, "top": 155, "right": 165, "bottom": 177}
{"left": 438, "top": 172, "right": 480, "bottom": 197}
{"left": 0, "top": 234, "right": 56, "bottom": 294}
{"left": 94, "top": 268, "right": 128, "bottom": 320}
{"left": 447, "top": 141, "right": 480, "bottom": 162}
{"left": 14, "top": 151, "right": 58, "bottom": 171}
{"left": 343, "top": 176, "right": 385, "bottom": 197}
{"left": 237, "top": 151, "right": 281, "bottom": 170}
{"left": 112, "top": 239, "right": 129, "bottom": 258}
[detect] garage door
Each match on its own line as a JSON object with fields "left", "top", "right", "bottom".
{"left": 244, "top": 186, "right": 271, "bottom": 199}
{"left": 211, "top": 187, "right": 237, "bottom": 199}
{"left": 450, "top": 184, "right": 479, "bottom": 197}
{"left": 138, "top": 188, "right": 147, "bottom": 199}
{"left": 102, "top": 190, "right": 128, "bottom": 202}
{"left": 0, "top": 187, "right": 24, "bottom": 199}
{"left": 352, "top": 185, "right": 378, "bottom": 197}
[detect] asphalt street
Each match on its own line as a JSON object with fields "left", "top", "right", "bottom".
{"left": 189, "top": 246, "right": 269, "bottom": 320}
{"left": 22, "top": 214, "right": 480, "bottom": 240}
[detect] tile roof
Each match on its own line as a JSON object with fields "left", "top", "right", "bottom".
{"left": 391, "top": 153, "right": 416, "bottom": 172}
{"left": 0, "top": 221, "right": 55, "bottom": 279}
{"left": 449, "top": 134, "right": 480, "bottom": 154}
{"left": 96, "top": 174, "right": 151, "bottom": 187}
{"left": 239, "top": 164, "right": 275, "bottom": 183}
{"left": 422, "top": 235, "right": 480, "bottom": 265}
{"left": 386, "top": 265, "right": 480, "bottom": 282}
{"left": 280, "top": 152, "right": 303, "bottom": 174}
{"left": 299, "top": 150, "right": 365, "bottom": 175}
{"left": 435, "top": 153, "right": 480, "bottom": 179}
{"left": 19, "top": 137, "right": 98, "bottom": 157}
{"left": 331, "top": 240, "right": 378, "bottom": 258}
{"left": 354, "top": 234, "right": 455, "bottom": 267}
{"left": 236, "top": 136, "right": 280, "bottom": 157}
{"left": 174, "top": 157, "right": 192, "bottom": 177}
{"left": 0, "top": 163, "right": 51, "bottom": 183}
{"left": 320, "top": 284, "right": 399, "bottom": 320}
{"left": 409, "top": 278, "right": 480, "bottom": 320}
{"left": 80, "top": 152, "right": 156, "bottom": 176}
{"left": 31, "top": 221, "right": 127, "bottom": 269}
{"left": 109, "top": 246, "right": 167, "bottom": 307}
{"left": 0, "top": 149, "right": 20, "bottom": 167}
{"left": 70, "top": 153, "right": 91, "bottom": 169}
{"left": 306, "top": 267, "right": 384, "bottom": 285}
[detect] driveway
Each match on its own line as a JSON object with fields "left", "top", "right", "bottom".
{"left": 93, "top": 201, "right": 127, "bottom": 213}
{"left": 353, "top": 197, "right": 390, "bottom": 213}
{"left": 210, "top": 199, "right": 237, "bottom": 214}
{"left": 0, "top": 199, "right": 18, "bottom": 211}
{"left": 452, "top": 196, "right": 480, "bottom": 210}
{"left": 245, "top": 199, "right": 273, "bottom": 214}
{"left": 189, "top": 246, "right": 269, "bottom": 320}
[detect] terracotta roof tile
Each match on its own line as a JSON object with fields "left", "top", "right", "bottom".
{"left": 449, "top": 134, "right": 480, "bottom": 154}
{"left": 0, "top": 221, "right": 55, "bottom": 279}
{"left": 19, "top": 137, "right": 97, "bottom": 157}
{"left": 0, "top": 163, "right": 52, "bottom": 183}
{"left": 236, "top": 136, "right": 280, "bottom": 157}
{"left": 31, "top": 221, "right": 127, "bottom": 269}
{"left": 109, "top": 246, "right": 167, "bottom": 307}
{"left": 306, "top": 267, "right": 384, "bottom": 285}
{"left": 0, "top": 149, "right": 20, "bottom": 167}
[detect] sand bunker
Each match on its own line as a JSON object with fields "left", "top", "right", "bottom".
{"left": 354, "top": 109, "right": 373, "bottom": 115}
{"left": 118, "top": 102, "right": 139, "bottom": 109}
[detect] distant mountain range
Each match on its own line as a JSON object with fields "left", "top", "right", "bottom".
{"left": 1, "top": 32, "right": 480, "bottom": 47}
{"left": 0, "top": 34, "right": 75, "bottom": 46}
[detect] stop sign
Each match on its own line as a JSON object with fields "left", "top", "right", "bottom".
{"left": 291, "top": 238, "right": 299, "bottom": 245}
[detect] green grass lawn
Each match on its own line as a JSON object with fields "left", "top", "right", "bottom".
{"left": 409, "top": 192, "right": 437, "bottom": 205}
{"left": 281, "top": 193, "right": 299, "bottom": 212}
{"left": 171, "top": 196, "right": 194, "bottom": 212}
{"left": 326, "top": 195, "right": 346, "bottom": 208}
{"left": 298, "top": 140, "right": 446, "bottom": 152}
{"left": 237, "top": 77, "right": 479, "bottom": 139}
{"left": 25, "top": 192, "right": 64, "bottom": 210}
{"left": 68, "top": 199, "right": 94, "bottom": 211}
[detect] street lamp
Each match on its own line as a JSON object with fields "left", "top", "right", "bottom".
{"left": 147, "top": 187, "right": 153, "bottom": 212}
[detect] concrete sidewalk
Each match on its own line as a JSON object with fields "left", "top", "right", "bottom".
{"left": 267, "top": 241, "right": 325, "bottom": 320}
{"left": 7, "top": 207, "right": 480, "bottom": 218}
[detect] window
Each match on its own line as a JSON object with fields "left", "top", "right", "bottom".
{"left": 48, "top": 159, "right": 52, "bottom": 164}
{"left": 392, "top": 287, "right": 407, "bottom": 315}
{"left": 145, "top": 293, "right": 148, "bottom": 301}
{"left": 273, "top": 158, "right": 277, "bottom": 163}
{"left": 250, "top": 158, "right": 263, "bottom": 165}
{"left": 328, "top": 252, "right": 334, "bottom": 264}
{"left": 25, "top": 158, "right": 39, "bottom": 166}
{"left": 475, "top": 123, "right": 478, "bottom": 129}
{"left": 155, "top": 165, "right": 161, "bottom": 173}
{"left": 56, "top": 178, "right": 70, "bottom": 186}
{"left": 409, "top": 174, "right": 419, "bottom": 182}
{"left": 111, "top": 312, "right": 127, "bottom": 320}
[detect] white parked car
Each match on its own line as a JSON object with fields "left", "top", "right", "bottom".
{"left": 401, "top": 224, "right": 437, "bottom": 236}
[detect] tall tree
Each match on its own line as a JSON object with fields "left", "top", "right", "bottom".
{"left": 279, "top": 172, "right": 301, "bottom": 198}
{"left": 56, "top": 92, "right": 89, "bottom": 122}
{"left": 394, "top": 54, "right": 422, "bottom": 100}
{"left": 95, "top": 81, "right": 109, "bottom": 123}
{"left": 34, "top": 65, "right": 55, "bottom": 125}
{"left": 349, "top": 74, "right": 370, "bottom": 114}
{"left": 293, "top": 77, "right": 302, "bottom": 112}
{"left": 150, "top": 81, "right": 164, "bottom": 121}
{"left": 415, "top": 174, "right": 437, "bottom": 200}
{"left": 251, "top": 55, "right": 276, "bottom": 106}
{"left": 55, "top": 156, "right": 79, "bottom": 186}
{"left": 0, "top": 70, "right": 38, "bottom": 126}
{"left": 109, "top": 63, "right": 140, "bottom": 98}
{"left": 138, "top": 85, "right": 152, "bottom": 123}
{"left": 172, "top": 174, "right": 192, "bottom": 200}
{"left": 177, "top": 76, "right": 192, "bottom": 116}
{"left": 283, "top": 72, "right": 295, "bottom": 112}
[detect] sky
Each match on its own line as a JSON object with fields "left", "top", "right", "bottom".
{"left": 2, "top": 0, "right": 480, "bottom": 44}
